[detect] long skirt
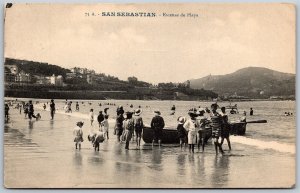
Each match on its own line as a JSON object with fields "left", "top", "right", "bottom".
{"left": 122, "top": 130, "right": 133, "bottom": 142}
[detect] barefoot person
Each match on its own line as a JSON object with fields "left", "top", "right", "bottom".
{"left": 196, "top": 108, "right": 208, "bottom": 152}
{"left": 89, "top": 109, "right": 94, "bottom": 126}
{"left": 101, "top": 115, "right": 109, "bottom": 140}
{"left": 28, "top": 100, "right": 37, "bottom": 120}
{"left": 220, "top": 107, "right": 232, "bottom": 150}
{"left": 210, "top": 103, "right": 224, "bottom": 155}
{"left": 5, "top": 103, "right": 10, "bottom": 121}
{"left": 123, "top": 111, "right": 134, "bottom": 150}
{"left": 114, "top": 113, "right": 124, "bottom": 142}
{"left": 177, "top": 116, "right": 187, "bottom": 150}
{"left": 93, "top": 128, "right": 105, "bottom": 151}
{"left": 151, "top": 110, "right": 165, "bottom": 147}
{"left": 50, "top": 99, "right": 55, "bottom": 120}
{"left": 97, "top": 111, "right": 104, "bottom": 128}
{"left": 183, "top": 111, "right": 198, "bottom": 153}
{"left": 133, "top": 109, "right": 144, "bottom": 148}
{"left": 73, "top": 121, "right": 84, "bottom": 150}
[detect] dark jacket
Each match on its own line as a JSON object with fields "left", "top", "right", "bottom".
{"left": 151, "top": 116, "right": 165, "bottom": 130}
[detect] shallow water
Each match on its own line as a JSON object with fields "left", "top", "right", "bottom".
{"left": 4, "top": 98, "right": 295, "bottom": 188}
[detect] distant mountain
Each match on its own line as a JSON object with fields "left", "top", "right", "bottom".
{"left": 189, "top": 67, "right": 295, "bottom": 99}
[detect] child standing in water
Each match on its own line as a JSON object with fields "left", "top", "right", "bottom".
{"left": 73, "top": 122, "right": 84, "bottom": 150}
{"left": 183, "top": 112, "right": 198, "bottom": 153}
{"left": 177, "top": 116, "right": 187, "bottom": 150}
{"left": 101, "top": 115, "right": 109, "bottom": 140}
{"left": 89, "top": 109, "right": 94, "bottom": 126}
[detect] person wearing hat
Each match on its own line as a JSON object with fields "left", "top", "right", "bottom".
{"left": 220, "top": 107, "right": 231, "bottom": 151}
{"left": 73, "top": 121, "right": 84, "bottom": 150}
{"left": 151, "top": 110, "right": 165, "bottom": 146}
{"left": 177, "top": 116, "right": 187, "bottom": 150}
{"left": 133, "top": 109, "right": 144, "bottom": 148}
{"left": 196, "top": 108, "right": 208, "bottom": 152}
{"left": 210, "top": 103, "right": 224, "bottom": 155}
{"left": 183, "top": 111, "right": 198, "bottom": 153}
{"left": 122, "top": 111, "right": 134, "bottom": 150}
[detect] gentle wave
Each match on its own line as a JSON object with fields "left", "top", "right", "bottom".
{"left": 230, "top": 136, "right": 295, "bottom": 154}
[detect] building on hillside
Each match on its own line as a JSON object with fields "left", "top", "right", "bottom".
{"left": 87, "top": 74, "right": 93, "bottom": 84}
{"left": 34, "top": 75, "right": 51, "bottom": 85}
{"left": 15, "top": 71, "right": 31, "bottom": 83}
{"left": 50, "top": 74, "right": 64, "bottom": 86}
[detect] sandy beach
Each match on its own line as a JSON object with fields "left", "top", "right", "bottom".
{"left": 3, "top": 100, "right": 295, "bottom": 188}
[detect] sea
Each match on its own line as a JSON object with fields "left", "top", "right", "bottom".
{"left": 3, "top": 98, "right": 296, "bottom": 188}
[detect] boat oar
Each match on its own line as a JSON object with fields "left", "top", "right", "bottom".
{"left": 232, "top": 120, "right": 267, "bottom": 124}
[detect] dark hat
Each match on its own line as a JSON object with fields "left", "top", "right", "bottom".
{"left": 76, "top": 121, "right": 84, "bottom": 126}
{"left": 211, "top": 103, "right": 219, "bottom": 109}
{"left": 154, "top": 110, "right": 161, "bottom": 115}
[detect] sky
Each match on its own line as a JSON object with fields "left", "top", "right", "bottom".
{"left": 4, "top": 3, "right": 295, "bottom": 84}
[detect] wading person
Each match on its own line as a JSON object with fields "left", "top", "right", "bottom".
{"left": 43, "top": 103, "right": 46, "bottom": 110}
{"left": 89, "top": 109, "right": 94, "bottom": 126}
{"left": 28, "top": 100, "right": 37, "bottom": 120}
{"left": 210, "top": 103, "right": 224, "bottom": 155}
{"left": 76, "top": 102, "right": 79, "bottom": 111}
{"left": 101, "top": 115, "right": 109, "bottom": 140}
{"left": 73, "top": 121, "right": 84, "bottom": 150}
{"left": 151, "top": 110, "right": 165, "bottom": 147}
{"left": 114, "top": 113, "right": 124, "bottom": 142}
{"left": 50, "top": 99, "right": 55, "bottom": 120}
{"left": 93, "top": 128, "right": 105, "bottom": 151}
{"left": 24, "top": 103, "right": 29, "bottom": 118}
{"left": 5, "top": 103, "right": 10, "bottom": 121}
{"left": 196, "top": 108, "right": 208, "bottom": 152}
{"left": 250, "top": 108, "right": 254, "bottom": 116}
{"left": 97, "top": 111, "right": 104, "bottom": 128}
{"left": 220, "top": 107, "right": 231, "bottom": 151}
{"left": 177, "top": 116, "right": 187, "bottom": 150}
{"left": 123, "top": 111, "right": 134, "bottom": 150}
{"left": 133, "top": 109, "right": 144, "bottom": 148}
{"left": 183, "top": 111, "right": 198, "bottom": 153}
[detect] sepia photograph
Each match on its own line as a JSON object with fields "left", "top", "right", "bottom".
{"left": 3, "top": 3, "right": 296, "bottom": 188}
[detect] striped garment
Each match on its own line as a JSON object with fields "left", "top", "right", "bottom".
{"left": 210, "top": 113, "right": 222, "bottom": 138}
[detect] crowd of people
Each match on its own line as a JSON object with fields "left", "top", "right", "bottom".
{"left": 5, "top": 99, "right": 258, "bottom": 155}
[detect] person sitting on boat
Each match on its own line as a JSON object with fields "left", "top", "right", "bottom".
{"left": 133, "top": 109, "right": 144, "bottom": 148}
{"left": 183, "top": 111, "right": 198, "bottom": 153}
{"left": 210, "top": 103, "right": 224, "bottom": 155}
{"left": 151, "top": 110, "right": 165, "bottom": 147}
{"left": 196, "top": 108, "right": 208, "bottom": 152}
{"left": 220, "top": 107, "right": 231, "bottom": 151}
{"left": 177, "top": 116, "right": 187, "bottom": 150}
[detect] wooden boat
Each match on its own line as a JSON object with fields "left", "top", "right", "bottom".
{"left": 142, "top": 119, "right": 266, "bottom": 144}
{"left": 142, "top": 126, "right": 212, "bottom": 144}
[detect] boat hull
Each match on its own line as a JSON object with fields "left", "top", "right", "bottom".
{"left": 142, "top": 123, "right": 247, "bottom": 144}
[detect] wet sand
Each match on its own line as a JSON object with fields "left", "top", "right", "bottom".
{"left": 4, "top": 108, "right": 295, "bottom": 188}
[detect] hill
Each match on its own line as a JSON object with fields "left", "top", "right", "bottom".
{"left": 189, "top": 67, "right": 295, "bottom": 99}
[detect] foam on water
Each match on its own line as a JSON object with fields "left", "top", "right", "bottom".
{"left": 230, "top": 135, "right": 295, "bottom": 154}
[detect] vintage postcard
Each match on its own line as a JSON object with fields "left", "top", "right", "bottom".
{"left": 3, "top": 3, "right": 295, "bottom": 188}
